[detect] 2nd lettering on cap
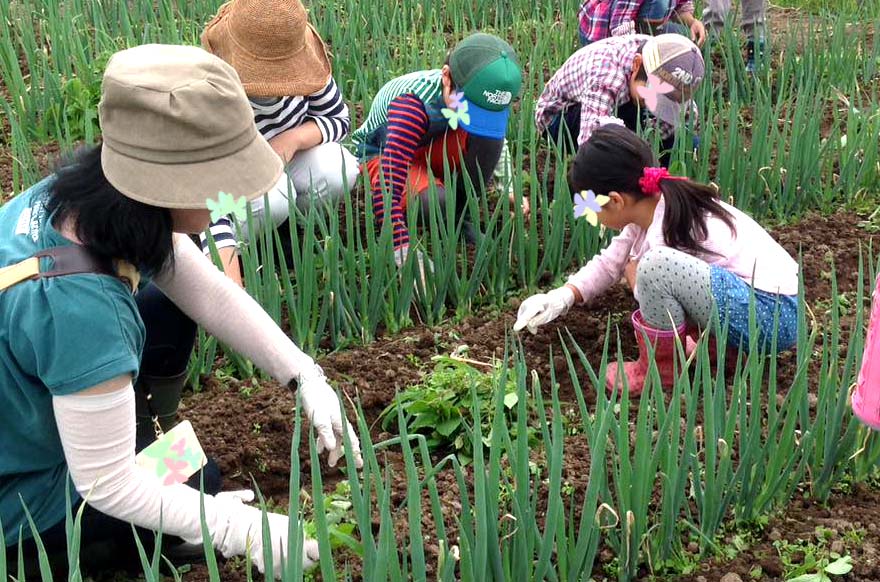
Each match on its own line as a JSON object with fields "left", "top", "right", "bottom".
{"left": 671, "top": 67, "right": 694, "bottom": 85}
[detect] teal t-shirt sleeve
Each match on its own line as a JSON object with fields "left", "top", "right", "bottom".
{"left": 12, "top": 275, "right": 144, "bottom": 396}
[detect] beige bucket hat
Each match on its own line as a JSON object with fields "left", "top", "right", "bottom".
{"left": 201, "top": 0, "right": 332, "bottom": 97}
{"left": 98, "top": 44, "right": 283, "bottom": 209}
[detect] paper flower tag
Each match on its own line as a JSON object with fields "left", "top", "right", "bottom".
{"left": 442, "top": 91, "right": 470, "bottom": 130}
{"left": 636, "top": 72, "right": 676, "bottom": 113}
{"left": 573, "top": 189, "right": 610, "bottom": 227}
{"left": 206, "top": 191, "right": 247, "bottom": 222}
{"left": 135, "top": 420, "right": 207, "bottom": 486}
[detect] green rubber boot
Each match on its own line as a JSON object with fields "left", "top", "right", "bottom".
{"left": 134, "top": 371, "right": 187, "bottom": 448}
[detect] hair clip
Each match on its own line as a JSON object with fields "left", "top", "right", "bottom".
{"left": 639, "top": 167, "right": 687, "bottom": 195}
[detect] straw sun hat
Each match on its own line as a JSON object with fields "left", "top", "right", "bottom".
{"left": 201, "top": 0, "right": 332, "bottom": 98}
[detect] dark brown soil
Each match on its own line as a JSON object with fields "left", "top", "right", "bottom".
{"left": 177, "top": 212, "right": 876, "bottom": 581}
{"left": 0, "top": 142, "right": 62, "bottom": 199}
{"left": 676, "top": 482, "right": 880, "bottom": 582}
{"left": 1, "top": 7, "right": 874, "bottom": 579}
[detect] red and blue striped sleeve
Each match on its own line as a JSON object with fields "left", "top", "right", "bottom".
{"left": 372, "top": 93, "right": 429, "bottom": 250}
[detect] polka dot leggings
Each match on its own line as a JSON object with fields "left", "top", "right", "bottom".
{"left": 635, "top": 247, "right": 714, "bottom": 330}
{"left": 635, "top": 246, "right": 799, "bottom": 351}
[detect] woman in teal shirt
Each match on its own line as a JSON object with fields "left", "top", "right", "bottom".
{"left": 0, "top": 44, "right": 361, "bottom": 578}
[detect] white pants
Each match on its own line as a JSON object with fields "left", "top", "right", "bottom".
{"left": 702, "top": 0, "right": 766, "bottom": 39}
{"left": 243, "top": 142, "right": 359, "bottom": 240}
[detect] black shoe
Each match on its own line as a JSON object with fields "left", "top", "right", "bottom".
{"left": 461, "top": 220, "right": 482, "bottom": 246}
{"left": 164, "top": 541, "right": 211, "bottom": 564}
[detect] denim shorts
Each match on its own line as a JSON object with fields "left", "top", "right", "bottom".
{"left": 579, "top": 0, "right": 672, "bottom": 46}
{"left": 638, "top": 0, "right": 672, "bottom": 21}
{"left": 710, "top": 266, "right": 799, "bottom": 352}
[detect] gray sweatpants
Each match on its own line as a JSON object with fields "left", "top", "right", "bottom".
{"left": 636, "top": 247, "right": 714, "bottom": 330}
{"left": 702, "top": 0, "right": 766, "bottom": 40}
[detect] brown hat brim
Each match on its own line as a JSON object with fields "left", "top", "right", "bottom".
{"left": 101, "top": 130, "right": 283, "bottom": 210}
{"left": 203, "top": 12, "right": 331, "bottom": 97}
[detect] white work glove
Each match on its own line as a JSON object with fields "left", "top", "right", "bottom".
{"left": 393, "top": 244, "right": 411, "bottom": 269}
{"left": 299, "top": 364, "right": 363, "bottom": 468}
{"left": 513, "top": 286, "right": 576, "bottom": 334}
{"left": 393, "top": 244, "right": 433, "bottom": 288}
{"left": 209, "top": 489, "right": 319, "bottom": 577}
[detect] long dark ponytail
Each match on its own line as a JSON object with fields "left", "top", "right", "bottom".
{"left": 568, "top": 124, "right": 735, "bottom": 255}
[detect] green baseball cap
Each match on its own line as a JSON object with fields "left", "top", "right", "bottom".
{"left": 449, "top": 33, "right": 522, "bottom": 139}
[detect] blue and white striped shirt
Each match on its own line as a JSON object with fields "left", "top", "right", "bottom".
{"left": 201, "top": 77, "right": 350, "bottom": 253}
{"left": 251, "top": 78, "right": 350, "bottom": 142}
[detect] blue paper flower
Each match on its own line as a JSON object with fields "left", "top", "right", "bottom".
{"left": 573, "top": 190, "right": 610, "bottom": 227}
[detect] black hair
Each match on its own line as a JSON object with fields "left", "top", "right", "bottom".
{"left": 443, "top": 50, "right": 459, "bottom": 89}
{"left": 46, "top": 144, "right": 175, "bottom": 277}
{"left": 634, "top": 61, "right": 648, "bottom": 83}
{"left": 568, "top": 124, "right": 735, "bottom": 255}
{"left": 634, "top": 40, "right": 649, "bottom": 82}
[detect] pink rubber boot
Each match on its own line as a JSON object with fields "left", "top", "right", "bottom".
{"left": 606, "top": 310, "right": 686, "bottom": 397}
{"left": 686, "top": 326, "right": 743, "bottom": 376}
{"left": 685, "top": 326, "right": 716, "bottom": 359}
{"left": 853, "top": 275, "right": 880, "bottom": 429}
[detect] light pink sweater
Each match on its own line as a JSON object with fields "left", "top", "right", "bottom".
{"left": 566, "top": 197, "right": 800, "bottom": 303}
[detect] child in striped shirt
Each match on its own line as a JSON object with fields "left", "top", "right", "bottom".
{"left": 200, "top": 0, "right": 359, "bottom": 284}
{"left": 350, "top": 33, "right": 523, "bottom": 267}
{"left": 514, "top": 125, "right": 799, "bottom": 396}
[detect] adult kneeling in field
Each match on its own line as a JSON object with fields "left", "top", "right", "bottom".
{"left": 0, "top": 45, "right": 361, "bottom": 578}
{"left": 514, "top": 125, "right": 798, "bottom": 396}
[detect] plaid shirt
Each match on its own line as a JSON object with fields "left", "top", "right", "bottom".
{"left": 535, "top": 35, "right": 685, "bottom": 146}
{"left": 578, "top": 0, "right": 695, "bottom": 44}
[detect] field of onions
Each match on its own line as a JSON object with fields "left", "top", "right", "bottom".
{"left": 1, "top": 0, "right": 880, "bottom": 580}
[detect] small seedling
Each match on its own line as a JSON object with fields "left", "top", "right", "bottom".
{"left": 842, "top": 527, "right": 867, "bottom": 546}
{"left": 379, "top": 355, "right": 537, "bottom": 461}
{"left": 776, "top": 533, "right": 855, "bottom": 582}
{"left": 786, "top": 555, "right": 853, "bottom": 582}
{"left": 302, "top": 481, "right": 360, "bottom": 556}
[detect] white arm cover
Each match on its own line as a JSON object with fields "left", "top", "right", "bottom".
{"left": 155, "top": 234, "right": 362, "bottom": 468}
{"left": 154, "top": 234, "right": 315, "bottom": 385}
{"left": 52, "top": 385, "right": 312, "bottom": 575}
{"left": 53, "top": 386, "right": 258, "bottom": 555}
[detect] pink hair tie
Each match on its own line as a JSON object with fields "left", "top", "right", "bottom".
{"left": 639, "top": 167, "right": 687, "bottom": 196}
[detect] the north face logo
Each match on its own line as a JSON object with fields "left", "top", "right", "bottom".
{"left": 483, "top": 89, "right": 512, "bottom": 106}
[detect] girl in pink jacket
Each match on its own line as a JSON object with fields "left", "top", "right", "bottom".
{"left": 514, "top": 124, "right": 798, "bottom": 395}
